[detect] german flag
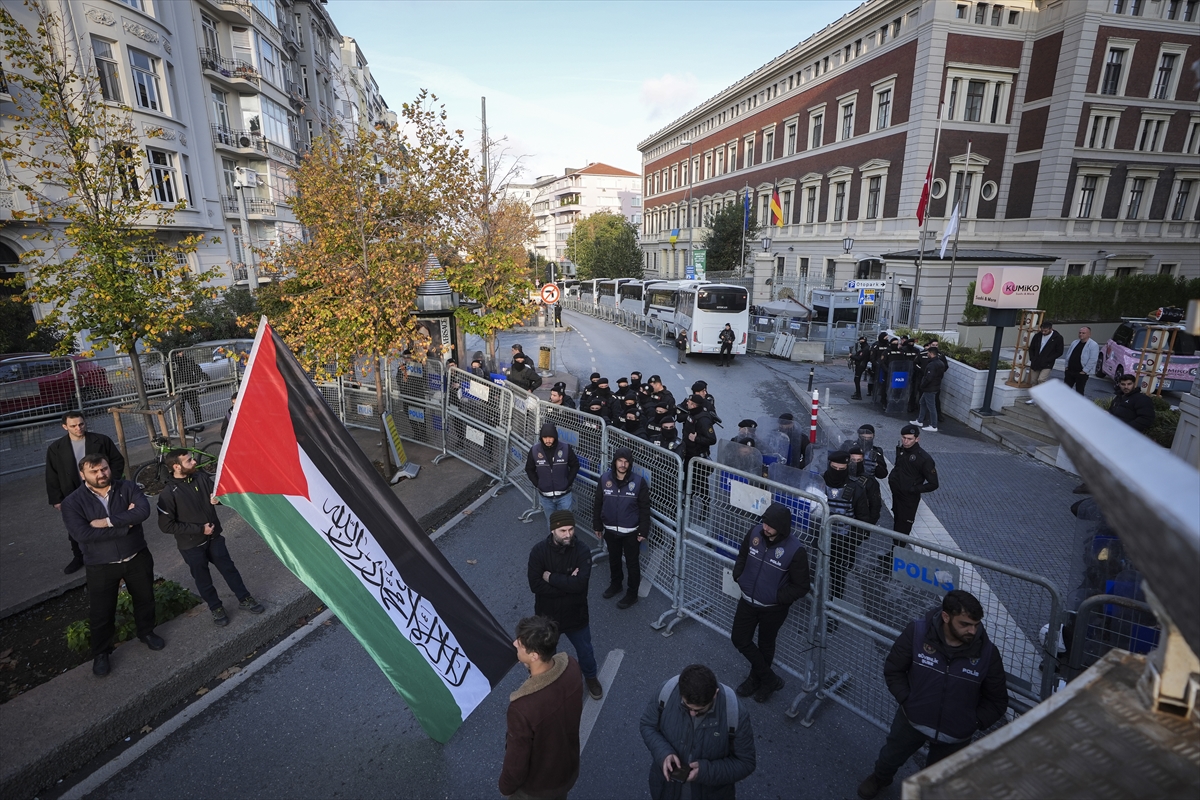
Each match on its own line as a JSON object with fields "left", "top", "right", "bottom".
{"left": 769, "top": 185, "right": 784, "bottom": 227}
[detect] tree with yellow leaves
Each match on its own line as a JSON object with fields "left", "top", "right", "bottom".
{"left": 259, "top": 92, "right": 474, "bottom": 466}
{"left": 0, "top": 1, "right": 219, "bottom": 407}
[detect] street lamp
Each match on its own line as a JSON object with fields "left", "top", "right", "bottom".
{"left": 842, "top": 236, "right": 855, "bottom": 254}
{"left": 233, "top": 167, "right": 261, "bottom": 295}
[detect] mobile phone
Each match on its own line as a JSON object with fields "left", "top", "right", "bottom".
{"left": 669, "top": 762, "right": 690, "bottom": 782}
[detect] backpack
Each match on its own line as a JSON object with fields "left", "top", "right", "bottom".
{"left": 657, "top": 675, "right": 739, "bottom": 752}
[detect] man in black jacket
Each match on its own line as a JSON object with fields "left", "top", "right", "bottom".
{"left": 1025, "top": 321, "right": 1064, "bottom": 403}
{"left": 857, "top": 590, "right": 1008, "bottom": 799}
{"left": 60, "top": 454, "right": 162, "bottom": 677}
{"left": 820, "top": 452, "right": 873, "bottom": 602}
{"left": 911, "top": 340, "right": 948, "bottom": 433}
{"left": 1109, "top": 373, "right": 1155, "bottom": 432}
{"left": 851, "top": 335, "right": 872, "bottom": 400}
{"left": 888, "top": 425, "right": 938, "bottom": 543}
{"left": 848, "top": 447, "right": 883, "bottom": 525}
{"left": 730, "top": 502, "right": 811, "bottom": 703}
{"left": 593, "top": 447, "right": 652, "bottom": 610}
{"left": 157, "top": 449, "right": 263, "bottom": 627}
{"left": 525, "top": 422, "right": 580, "bottom": 523}
{"left": 718, "top": 323, "right": 736, "bottom": 367}
{"left": 527, "top": 510, "right": 603, "bottom": 701}
{"left": 682, "top": 394, "right": 718, "bottom": 466}
{"left": 46, "top": 412, "right": 126, "bottom": 574}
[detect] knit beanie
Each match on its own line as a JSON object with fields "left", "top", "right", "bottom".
{"left": 549, "top": 510, "right": 575, "bottom": 531}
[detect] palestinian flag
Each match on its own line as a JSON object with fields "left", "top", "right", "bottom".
{"left": 214, "top": 319, "right": 515, "bottom": 743}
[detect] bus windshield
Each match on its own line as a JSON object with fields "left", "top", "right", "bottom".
{"left": 697, "top": 289, "right": 747, "bottom": 312}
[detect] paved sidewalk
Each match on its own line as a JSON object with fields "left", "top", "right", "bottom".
{"left": 0, "top": 429, "right": 492, "bottom": 800}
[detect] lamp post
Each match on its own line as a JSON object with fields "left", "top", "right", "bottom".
{"left": 843, "top": 236, "right": 855, "bottom": 254}
{"left": 233, "top": 167, "right": 260, "bottom": 295}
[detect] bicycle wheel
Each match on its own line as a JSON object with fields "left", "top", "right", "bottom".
{"left": 134, "top": 461, "right": 166, "bottom": 495}
{"left": 197, "top": 439, "right": 223, "bottom": 475}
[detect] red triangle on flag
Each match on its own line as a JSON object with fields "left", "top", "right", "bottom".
{"left": 215, "top": 321, "right": 310, "bottom": 500}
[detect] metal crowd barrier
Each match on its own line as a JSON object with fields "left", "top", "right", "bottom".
{"left": 504, "top": 381, "right": 548, "bottom": 517}
{"left": 802, "top": 516, "right": 1065, "bottom": 731}
{"left": 387, "top": 358, "right": 448, "bottom": 453}
{"left": 166, "top": 341, "right": 246, "bottom": 429}
{"left": 1062, "top": 594, "right": 1160, "bottom": 682}
{"left": 657, "top": 457, "right": 828, "bottom": 702}
{"left": 443, "top": 366, "right": 512, "bottom": 482}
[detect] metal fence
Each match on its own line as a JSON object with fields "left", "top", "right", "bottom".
{"left": 656, "top": 457, "right": 828, "bottom": 701}
{"left": 166, "top": 341, "right": 245, "bottom": 429}
{"left": 387, "top": 358, "right": 447, "bottom": 453}
{"left": 443, "top": 366, "right": 512, "bottom": 481}
{"left": 1062, "top": 594, "right": 1160, "bottom": 682}
{"left": 803, "top": 517, "right": 1065, "bottom": 731}
{"left": 504, "top": 380, "right": 547, "bottom": 514}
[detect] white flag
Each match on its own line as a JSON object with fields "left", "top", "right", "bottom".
{"left": 940, "top": 203, "right": 960, "bottom": 258}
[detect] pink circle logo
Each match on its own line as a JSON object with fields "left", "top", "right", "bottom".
{"left": 980, "top": 273, "right": 995, "bottom": 294}
{"left": 1003, "top": 281, "right": 1017, "bottom": 295}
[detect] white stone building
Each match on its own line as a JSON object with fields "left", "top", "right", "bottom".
{"left": 525, "top": 163, "right": 643, "bottom": 274}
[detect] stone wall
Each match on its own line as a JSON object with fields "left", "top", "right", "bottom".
{"left": 940, "top": 357, "right": 1028, "bottom": 424}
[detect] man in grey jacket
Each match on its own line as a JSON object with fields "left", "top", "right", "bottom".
{"left": 640, "top": 663, "right": 756, "bottom": 800}
{"left": 1062, "top": 326, "right": 1099, "bottom": 395}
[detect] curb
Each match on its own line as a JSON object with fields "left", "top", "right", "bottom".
{"left": 1, "top": 575, "right": 87, "bottom": 621}
{"left": 1, "top": 469, "right": 496, "bottom": 800}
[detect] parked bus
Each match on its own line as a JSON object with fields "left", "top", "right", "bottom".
{"left": 555, "top": 279, "right": 580, "bottom": 298}
{"left": 579, "top": 279, "right": 602, "bottom": 305}
{"left": 618, "top": 280, "right": 665, "bottom": 315}
{"left": 598, "top": 278, "right": 633, "bottom": 308}
{"left": 675, "top": 283, "right": 750, "bottom": 357}
{"left": 645, "top": 280, "right": 705, "bottom": 331}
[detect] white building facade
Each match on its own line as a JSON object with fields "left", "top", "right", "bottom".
{"left": 525, "top": 163, "right": 642, "bottom": 274}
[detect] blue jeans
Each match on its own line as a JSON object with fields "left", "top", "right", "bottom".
{"left": 562, "top": 624, "right": 598, "bottom": 679}
{"left": 538, "top": 491, "right": 574, "bottom": 524}
{"left": 917, "top": 391, "right": 939, "bottom": 429}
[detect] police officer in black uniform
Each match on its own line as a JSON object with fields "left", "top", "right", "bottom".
{"left": 819, "top": 451, "right": 872, "bottom": 602}
{"left": 732, "top": 419, "right": 758, "bottom": 447}
{"left": 851, "top": 335, "right": 872, "bottom": 400}
{"left": 592, "top": 447, "right": 651, "bottom": 610}
{"left": 856, "top": 590, "right": 1008, "bottom": 800}
{"left": 730, "top": 502, "right": 811, "bottom": 703}
{"left": 852, "top": 424, "right": 888, "bottom": 480}
{"left": 640, "top": 375, "right": 675, "bottom": 420}
{"left": 718, "top": 323, "right": 736, "bottom": 366}
{"left": 682, "top": 394, "right": 717, "bottom": 466}
{"left": 888, "top": 424, "right": 938, "bottom": 548}
{"left": 691, "top": 380, "right": 718, "bottom": 417}
{"left": 870, "top": 334, "right": 891, "bottom": 402}
{"left": 525, "top": 421, "right": 580, "bottom": 524}
{"left": 847, "top": 446, "right": 883, "bottom": 526}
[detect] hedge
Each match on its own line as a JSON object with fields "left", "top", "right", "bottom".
{"left": 961, "top": 274, "right": 1199, "bottom": 324}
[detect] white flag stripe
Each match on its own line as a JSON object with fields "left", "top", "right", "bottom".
{"left": 287, "top": 448, "right": 493, "bottom": 721}
{"left": 940, "top": 203, "right": 960, "bottom": 259}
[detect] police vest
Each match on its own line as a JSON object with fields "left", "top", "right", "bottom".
{"left": 904, "top": 617, "right": 994, "bottom": 743}
{"left": 531, "top": 442, "right": 572, "bottom": 495}
{"left": 599, "top": 472, "right": 641, "bottom": 534}
{"left": 825, "top": 482, "right": 856, "bottom": 517}
{"left": 863, "top": 445, "right": 884, "bottom": 476}
{"left": 736, "top": 524, "right": 804, "bottom": 606}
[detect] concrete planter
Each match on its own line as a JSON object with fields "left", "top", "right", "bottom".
{"left": 940, "top": 357, "right": 1027, "bottom": 426}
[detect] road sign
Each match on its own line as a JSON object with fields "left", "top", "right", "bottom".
{"left": 693, "top": 249, "right": 707, "bottom": 279}
{"left": 845, "top": 279, "right": 886, "bottom": 290}
{"left": 858, "top": 288, "right": 877, "bottom": 306}
{"left": 540, "top": 283, "right": 560, "bottom": 304}
{"left": 685, "top": 267, "right": 695, "bottom": 280}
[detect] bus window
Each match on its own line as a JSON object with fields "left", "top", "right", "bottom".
{"left": 697, "top": 288, "right": 748, "bottom": 312}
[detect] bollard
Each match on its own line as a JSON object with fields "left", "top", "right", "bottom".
{"left": 810, "top": 389, "right": 819, "bottom": 444}
{"left": 807, "top": 367, "right": 814, "bottom": 393}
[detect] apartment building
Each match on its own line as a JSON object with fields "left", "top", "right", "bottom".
{"left": 0, "top": 0, "right": 392, "bottom": 341}
{"left": 525, "top": 163, "right": 643, "bottom": 274}
{"left": 638, "top": 0, "right": 1198, "bottom": 328}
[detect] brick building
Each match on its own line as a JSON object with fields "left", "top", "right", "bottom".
{"left": 637, "top": 0, "right": 1198, "bottom": 329}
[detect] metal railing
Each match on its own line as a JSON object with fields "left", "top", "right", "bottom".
{"left": 198, "top": 49, "right": 260, "bottom": 85}
{"left": 1062, "top": 594, "right": 1160, "bottom": 683}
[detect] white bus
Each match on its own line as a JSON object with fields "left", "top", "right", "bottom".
{"left": 645, "top": 280, "right": 706, "bottom": 331}
{"left": 617, "top": 279, "right": 665, "bottom": 315}
{"left": 598, "top": 278, "right": 633, "bottom": 308}
{"left": 555, "top": 279, "right": 580, "bottom": 298}
{"left": 676, "top": 283, "right": 750, "bottom": 356}
{"left": 579, "top": 279, "right": 602, "bottom": 305}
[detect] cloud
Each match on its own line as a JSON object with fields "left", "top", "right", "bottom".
{"left": 640, "top": 72, "right": 701, "bottom": 121}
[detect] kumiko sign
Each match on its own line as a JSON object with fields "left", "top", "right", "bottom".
{"left": 973, "top": 267, "right": 1044, "bottom": 309}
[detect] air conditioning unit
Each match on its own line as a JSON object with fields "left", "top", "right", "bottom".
{"left": 238, "top": 135, "right": 252, "bottom": 148}
{"left": 234, "top": 167, "right": 260, "bottom": 188}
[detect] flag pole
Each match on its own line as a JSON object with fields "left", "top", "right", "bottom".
{"left": 911, "top": 103, "right": 944, "bottom": 330}
{"left": 941, "top": 139, "right": 970, "bottom": 332}
{"left": 740, "top": 188, "right": 748, "bottom": 276}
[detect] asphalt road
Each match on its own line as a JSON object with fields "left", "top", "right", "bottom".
{"left": 76, "top": 488, "right": 895, "bottom": 800}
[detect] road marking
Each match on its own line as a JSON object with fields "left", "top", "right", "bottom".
{"left": 61, "top": 607, "right": 337, "bottom": 800}
{"left": 676, "top": 373, "right": 685, "bottom": 380}
{"left": 579, "top": 649, "right": 624, "bottom": 753}
{"left": 662, "top": 356, "right": 670, "bottom": 363}
{"left": 591, "top": 357, "right": 596, "bottom": 362}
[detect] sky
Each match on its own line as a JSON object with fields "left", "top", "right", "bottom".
{"left": 328, "top": 0, "right": 862, "bottom": 182}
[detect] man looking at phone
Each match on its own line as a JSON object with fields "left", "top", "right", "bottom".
{"left": 639, "top": 663, "right": 756, "bottom": 800}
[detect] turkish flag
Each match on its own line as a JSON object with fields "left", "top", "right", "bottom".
{"left": 916, "top": 161, "right": 933, "bottom": 227}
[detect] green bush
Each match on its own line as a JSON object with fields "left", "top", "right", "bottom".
{"left": 958, "top": 275, "right": 1199, "bottom": 325}
{"left": 1093, "top": 394, "right": 1181, "bottom": 448}
{"left": 64, "top": 579, "right": 201, "bottom": 655}
{"left": 961, "top": 281, "right": 987, "bottom": 325}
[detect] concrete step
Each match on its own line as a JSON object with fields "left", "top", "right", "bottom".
{"left": 977, "top": 422, "right": 1046, "bottom": 457}
{"left": 982, "top": 413, "right": 1060, "bottom": 446}
{"left": 1033, "top": 444, "right": 1062, "bottom": 468}
{"left": 1000, "top": 401, "right": 1048, "bottom": 425}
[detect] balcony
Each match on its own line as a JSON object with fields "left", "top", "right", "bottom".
{"left": 198, "top": 0, "right": 252, "bottom": 24}
{"left": 233, "top": 265, "right": 288, "bottom": 283}
{"left": 199, "top": 49, "right": 260, "bottom": 88}
{"left": 220, "top": 194, "right": 240, "bottom": 214}
{"left": 243, "top": 197, "right": 276, "bottom": 217}
{"left": 211, "top": 124, "right": 267, "bottom": 154}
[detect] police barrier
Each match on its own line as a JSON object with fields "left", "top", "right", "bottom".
{"left": 387, "top": 358, "right": 447, "bottom": 453}
{"left": 443, "top": 366, "right": 512, "bottom": 481}
{"left": 1061, "top": 593, "right": 1159, "bottom": 683}
{"left": 802, "top": 516, "right": 1065, "bottom": 731}
{"left": 603, "top": 425, "right": 684, "bottom": 599}
{"left": 342, "top": 381, "right": 382, "bottom": 430}
{"left": 504, "top": 380, "right": 548, "bottom": 514}
{"left": 657, "top": 457, "right": 828, "bottom": 698}
{"left": 167, "top": 342, "right": 246, "bottom": 429}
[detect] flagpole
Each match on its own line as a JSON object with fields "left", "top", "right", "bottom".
{"left": 911, "top": 104, "right": 944, "bottom": 330}
{"left": 740, "top": 188, "right": 748, "bottom": 276}
{"left": 941, "top": 139, "right": 970, "bottom": 332}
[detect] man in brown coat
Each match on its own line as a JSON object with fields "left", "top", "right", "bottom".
{"left": 499, "top": 616, "right": 584, "bottom": 800}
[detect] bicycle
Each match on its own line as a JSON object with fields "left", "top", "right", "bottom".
{"left": 132, "top": 434, "right": 223, "bottom": 495}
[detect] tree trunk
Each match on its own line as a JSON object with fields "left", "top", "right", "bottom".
{"left": 124, "top": 334, "right": 155, "bottom": 439}
{"left": 375, "top": 351, "right": 392, "bottom": 472}
{"left": 485, "top": 333, "right": 497, "bottom": 373}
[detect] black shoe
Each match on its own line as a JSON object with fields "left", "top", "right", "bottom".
{"left": 239, "top": 595, "right": 265, "bottom": 614}
{"left": 857, "top": 773, "right": 893, "bottom": 800}
{"left": 92, "top": 653, "right": 110, "bottom": 677}
{"left": 602, "top": 584, "right": 623, "bottom": 599}
{"left": 753, "top": 673, "right": 784, "bottom": 703}
{"left": 735, "top": 676, "right": 760, "bottom": 697}
{"left": 63, "top": 556, "right": 84, "bottom": 575}
{"left": 616, "top": 591, "right": 639, "bottom": 609}
{"left": 139, "top": 633, "right": 166, "bottom": 651}
{"left": 851, "top": 393, "right": 862, "bottom": 400}
{"left": 212, "top": 607, "right": 229, "bottom": 627}
{"left": 1072, "top": 483, "right": 1091, "bottom": 494}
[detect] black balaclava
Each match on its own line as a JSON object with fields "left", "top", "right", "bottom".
{"left": 824, "top": 451, "right": 850, "bottom": 488}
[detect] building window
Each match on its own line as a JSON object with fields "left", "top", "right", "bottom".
{"left": 1186, "top": 119, "right": 1200, "bottom": 155}
{"left": 950, "top": 170, "right": 975, "bottom": 214}
{"left": 261, "top": 96, "right": 293, "bottom": 148}
{"left": 1159, "top": 263, "right": 1177, "bottom": 275}
{"left": 832, "top": 181, "right": 847, "bottom": 221}
{"left": 1137, "top": 116, "right": 1166, "bottom": 152}
{"left": 974, "top": 3, "right": 987, "bottom": 24}
{"left": 809, "top": 112, "right": 824, "bottom": 149}
{"left": 839, "top": 101, "right": 854, "bottom": 141}
{"left": 1171, "top": 180, "right": 1193, "bottom": 220}
{"left": 865, "top": 176, "right": 881, "bottom": 219}
{"left": 946, "top": 78, "right": 959, "bottom": 119}
{"left": 129, "top": 49, "right": 161, "bottom": 111}
{"left": 762, "top": 130, "right": 774, "bottom": 163}
{"left": 990, "top": 82, "right": 1003, "bottom": 123}
{"left": 1066, "top": 263, "right": 1086, "bottom": 276}
{"left": 781, "top": 190, "right": 793, "bottom": 225}
{"left": 991, "top": 4, "right": 1003, "bottom": 25}
{"left": 805, "top": 185, "right": 818, "bottom": 223}
{"left": 114, "top": 145, "right": 139, "bottom": 200}
{"left": 727, "top": 143, "right": 737, "bottom": 172}
{"left": 964, "top": 80, "right": 986, "bottom": 121}
{"left": 147, "top": 148, "right": 178, "bottom": 204}
{"left": 92, "top": 38, "right": 121, "bottom": 103}
{"left": 222, "top": 157, "right": 238, "bottom": 197}
{"left": 1186, "top": 1, "right": 1198, "bottom": 21}
{"left": 875, "top": 87, "right": 892, "bottom": 130}
{"left": 785, "top": 122, "right": 797, "bottom": 155}
{"left": 879, "top": 24, "right": 888, "bottom": 43}
{"left": 1077, "top": 175, "right": 1098, "bottom": 218}
{"left": 980, "top": 180, "right": 997, "bottom": 201}
{"left": 799, "top": 257, "right": 810, "bottom": 277}
{"left": 1008, "top": 9, "right": 1020, "bottom": 23}
{"left": 115, "top": 0, "right": 143, "bottom": 9}
{"left": 1101, "top": 48, "right": 1126, "bottom": 96}
{"left": 1086, "top": 112, "right": 1119, "bottom": 149}
{"left": 956, "top": 4, "right": 968, "bottom": 19}
{"left": 1125, "top": 177, "right": 1146, "bottom": 219}
{"left": 1153, "top": 53, "right": 1177, "bottom": 100}
{"left": 256, "top": 33, "right": 279, "bottom": 86}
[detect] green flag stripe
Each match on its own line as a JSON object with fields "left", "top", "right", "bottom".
{"left": 221, "top": 491, "right": 465, "bottom": 743}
